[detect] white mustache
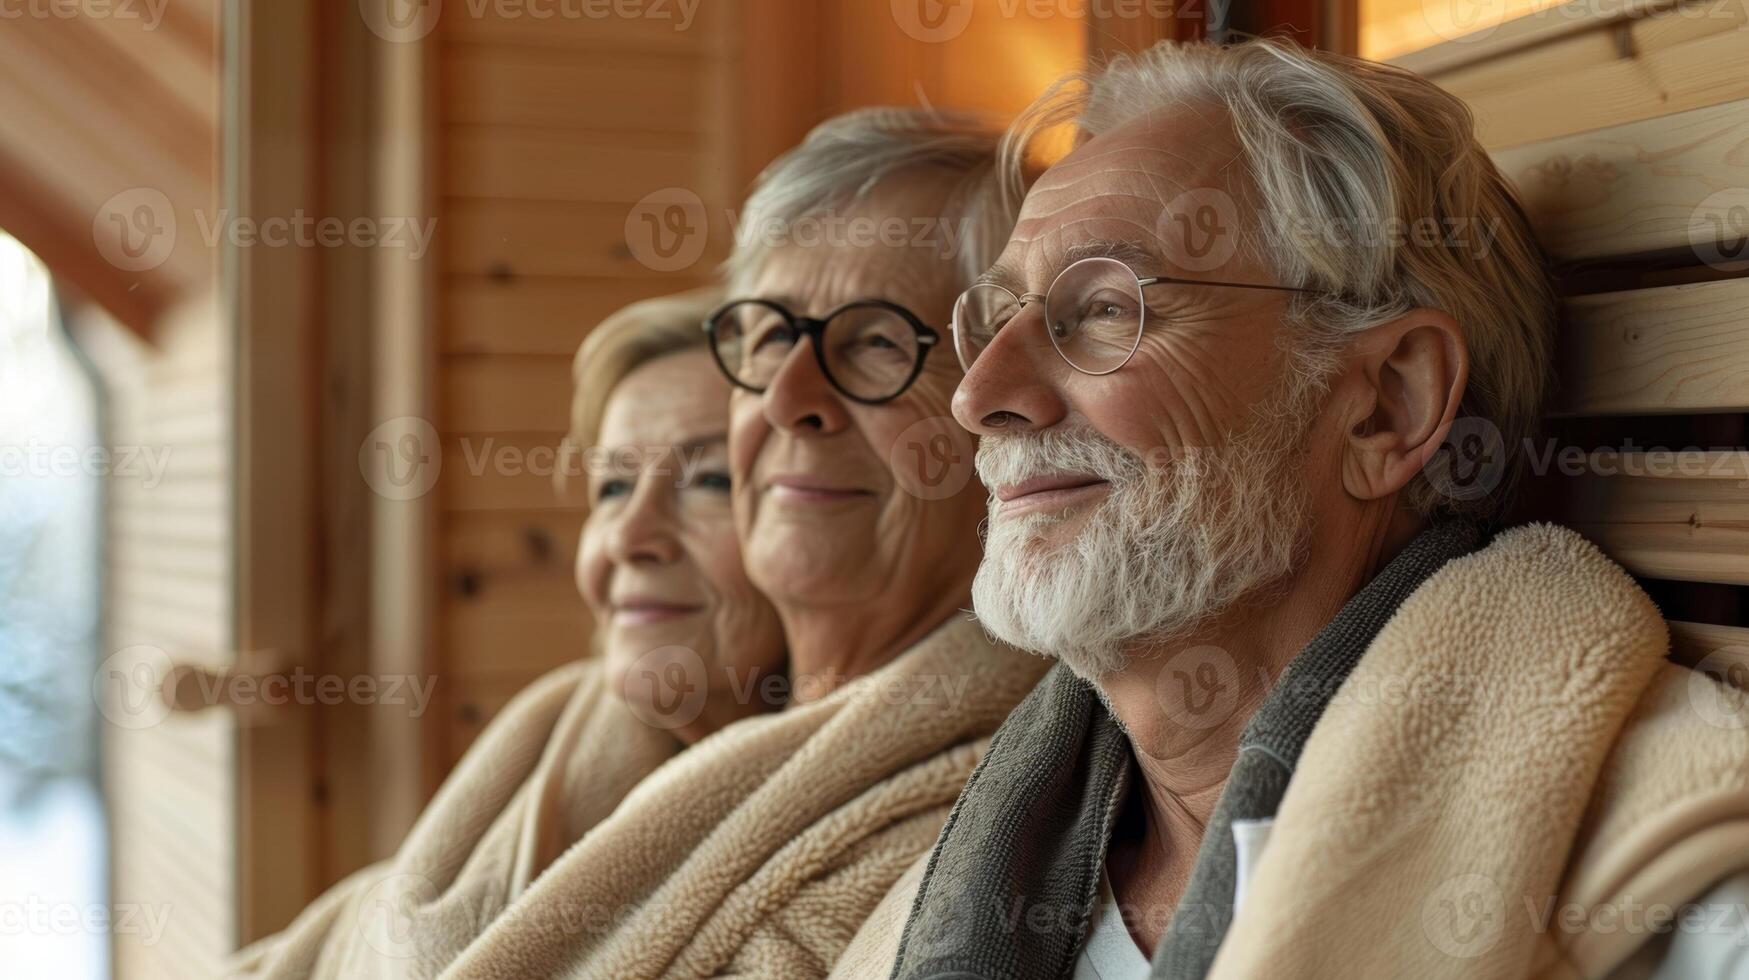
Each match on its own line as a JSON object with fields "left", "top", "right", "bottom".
{"left": 974, "top": 424, "right": 1147, "bottom": 491}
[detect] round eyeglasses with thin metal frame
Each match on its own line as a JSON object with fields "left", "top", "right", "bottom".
{"left": 702, "top": 298, "right": 941, "bottom": 405}
{"left": 951, "top": 256, "right": 1325, "bottom": 376}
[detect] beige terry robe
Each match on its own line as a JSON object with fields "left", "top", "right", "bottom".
{"left": 230, "top": 655, "right": 683, "bottom": 979}
{"left": 833, "top": 524, "right": 1749, "bottom": 979}
{"left": 235, "top": 613, "right": 1047, "bottom": 980}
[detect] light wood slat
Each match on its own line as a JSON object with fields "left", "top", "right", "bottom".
{"left": 439, "top": 432, "right": 589, "bottom": 511}
{"left": 1565, "top": 450, "right": 1749, "bottom": 585}
{"left": 1419, "top": 2, "right": 1749, "bottom": 149}
{"left": 446, "top": 510, "right": 584, "bottom": 576}
{"left": 442, "top": 356, "right": 572, "bottom": 431}
{"left": 1390, "top": 0, "right": 1679, "bottom": 76}
{"left": 1493, "top": 96, "right": 1749, "bottom": 263}
{"left": 1669, "top": 621, "right": 1749, "bottom": 686}
{"left": 444, "top": 45, "right": 707, "bottom": 133}
{"left": 444, "top": 606, "right": 592, "bottom": 681}
{"left": 1553, "top": 277, "right": 1749, "bottom": 416}
{"left": 446, "top": 126, "right": 705, "bottom": 203}
{"left": 444, "top": 199, "right": 728, "bottom": 279}
{"left": 444, "top": 275, "right": 710, "bottom": 355}
{"left": 443, "top": 0, "right": 723, "bottom": 51}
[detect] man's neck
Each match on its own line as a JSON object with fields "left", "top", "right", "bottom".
{"left": 1101, "top": 504, "right": 1419, "bottom": 954}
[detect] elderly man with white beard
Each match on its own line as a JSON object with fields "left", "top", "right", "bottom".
{"left": 827, "top": 38, "right": 1749, "bottom": 980}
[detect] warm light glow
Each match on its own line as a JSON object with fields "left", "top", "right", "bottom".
{"left": 1360, "top": 0, "right": 1569, "bottom": 59}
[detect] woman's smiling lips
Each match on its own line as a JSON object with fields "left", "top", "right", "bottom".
{"left": 612, "top": 598, "right": 704, "bottom": 626}
{"left": 992, "top": 474, "right": 1111, "bottom": 516}
{"left": 764, "top": 475, "right": 876, "bottom": 505}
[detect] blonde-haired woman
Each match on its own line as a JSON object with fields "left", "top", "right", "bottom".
{"left": 231, "top": 287, "right": 785, "bottom": 978}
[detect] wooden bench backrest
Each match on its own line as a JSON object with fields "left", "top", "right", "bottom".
{"left": 1396, "top": 0, "right": 1749, "bottom": 674}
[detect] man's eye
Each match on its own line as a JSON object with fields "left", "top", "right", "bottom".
{"left": 694, "top": 471, "right": 732, "bottom": 492}
{"left": 596, "top": 479, "right": 631, "bottom": 501}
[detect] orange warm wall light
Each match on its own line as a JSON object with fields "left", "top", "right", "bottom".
{"left": 1359, "top": 0, "right": 1568, "bottom": 58}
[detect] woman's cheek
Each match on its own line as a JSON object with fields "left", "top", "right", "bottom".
{"left": 575, "top": 526, "right": 610, "bottom": 616}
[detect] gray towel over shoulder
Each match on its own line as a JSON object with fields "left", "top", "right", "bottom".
{"left": 891, "top": 520, "right": 1483, "bottom": 980}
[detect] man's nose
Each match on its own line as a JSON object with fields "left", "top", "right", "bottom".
{"left": 952, "top": 304, "right": 1068, "bottom": 436}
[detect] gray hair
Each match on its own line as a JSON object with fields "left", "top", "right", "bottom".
{"left": 1004, "top": 38, "right": 1556, "bottom": 522}
{"left": 724, "top": 106, "right": 1018, "bottom": 294}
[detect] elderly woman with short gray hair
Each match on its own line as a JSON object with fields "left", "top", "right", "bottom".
{"left": 433, "top": 107, "right": 1050, "bottom": 980}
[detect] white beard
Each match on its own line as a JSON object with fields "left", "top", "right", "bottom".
{"left": 971, "top": 392, "right": 1316, "bottom": 681}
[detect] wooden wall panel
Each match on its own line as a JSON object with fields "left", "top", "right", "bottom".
{"left": 1392, "top": 0, "right": 1749, "bottom": 149}
{"left": 77, "top": 293, "right": 235, "bottom": 980}
{"left": 433, "top": 5, "right": 739, "bottom": 772}
{"left": 1492, "top": 96, "right": 1749, "bottom": 264}
{"left": 1553, "top": 278, "right": 1749, "bottom": 417}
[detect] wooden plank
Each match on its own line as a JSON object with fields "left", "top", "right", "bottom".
{"left": 444, "top": 198, "right": 727, "bottom": 279}
{"left": 1410, "top": 2, "right": 1749, "bottom": 148}
{"left": 442, "top": 355, "right": 573, "bottom": 431}
{"left": 439, "top": 432, "right": 590, "bottom": 511}
{"left": 1553, "top": 278, "right": 1749, "bottom": 416}
{"left": 444, "top": 44, "right": 707, "bottom": 133}
{"left": 445, "top": 510, "right": 584, "bottom": 578}
{"left": 444, "top": 606, "right": 593, "bottom": 682}
{"left": 443, "top": 0, "right": 722, "bottom": 52}
{"left": 444, "top": 275, "right": 709, "bottom": 355}
{"left": 445, "top": 126, "right": 707, "bottom": 203}
{"left": 370, "top": 1, "right": 444, "bottom": 846}
{"left": 1669, "top": 621, "right": 1749, "bottom": 686}
{"left": 1391, "top": 0, "right": 1678, "bottom": 76}
{"left": 229, "top": 0, "right": 322, "bottom": 942}
{"left": 1563, "top": 450, "right": 1749, "bottom": 585}
{"left": 1493, "top": 97, "right": 1749, "bottom": 263}
{"left": 1461, "top": 25, "right": 1749, "bottom": 149}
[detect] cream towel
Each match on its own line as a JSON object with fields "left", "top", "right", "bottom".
{"left": 1207, "top": 525, "right": 1749, "bottom": 979}
{"left": 441, "top": 613, "right": 1047, "bottom": 979}
{"left": 835, "top": 525, "right": 1749, "bottom": 979}
{"left": 229, "top": 657, "right": 683, "bottom": 978}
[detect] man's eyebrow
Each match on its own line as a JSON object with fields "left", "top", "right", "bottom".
{"left": 1061, "top": 238, "right": 1155, "bottom": 268}
{"left": 974, "top": 239, "right": 1157, "bottom": 291}
{"left": 974, "top": 260, "right": 1023, "bottom": 289}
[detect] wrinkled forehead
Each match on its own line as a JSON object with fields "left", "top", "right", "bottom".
{"left": 994, "top": 106, "right": 1255, "bottom": 287}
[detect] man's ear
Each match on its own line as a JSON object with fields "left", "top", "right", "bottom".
{"left": 1339, "top": 308, "right": 1467, "bottom": 503}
